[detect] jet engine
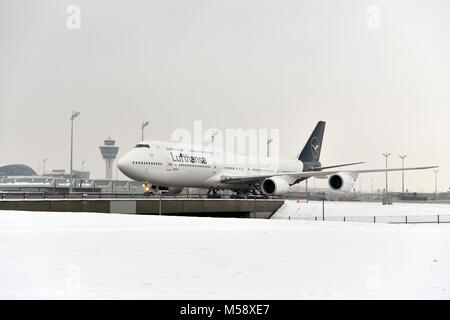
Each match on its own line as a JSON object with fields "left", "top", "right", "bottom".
{"left": 328, "top": 172, "right": 358, "bottom": 192}
{"left": 261, "top": 177, "right": 290, "bottom": 196}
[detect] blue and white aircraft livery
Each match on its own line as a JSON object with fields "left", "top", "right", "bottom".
{"left": 117, "top": 122, "right": 437, "bottom": 195}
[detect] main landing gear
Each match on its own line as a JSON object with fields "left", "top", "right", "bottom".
{"left": 207, "top": 188, "right": 221, "bottom": 198}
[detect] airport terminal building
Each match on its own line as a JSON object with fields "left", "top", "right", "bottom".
{"left": 0, "top": 164, "right": 37, "bottom": 177}
{"left": 0, "top": 164, "right": 143, "bottom": 194}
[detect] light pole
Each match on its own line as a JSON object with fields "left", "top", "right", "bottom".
{"left": 399, "top": 155, "right": 407, "bottom": 194}
{"left": 141, "top": 121, "right": 149, "bottom": 141}
{"left": 81, "top": 160, "right": 86, "bottom": 188}
{"left": 70, "top": 111, "right": 80, "bottom": 192}
{"left": 434, "top": 170, "right": 439, "bottom": 199}
{"left": 43, "top": 158, "right": 47, "bottom": 175}
{"left": 211, "top": 130, "right": 218, "bottom": 149}
{"left": 267, "top": 138, "right": 273, "bottom": 157}
{"left": 382, "top": 152, "right": 391, "bottom": 195}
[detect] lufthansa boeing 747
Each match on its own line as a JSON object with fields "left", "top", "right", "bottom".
{"left": 117, "top": 122, "right": 437, "bottom": 196}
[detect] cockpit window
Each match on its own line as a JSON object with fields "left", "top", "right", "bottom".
{"left": 135, "top": 144, "right": 150, "bottom": 148}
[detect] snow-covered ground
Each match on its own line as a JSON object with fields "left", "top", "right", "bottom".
{"left": 273, "top": 200, "right": 450, "bottom": 219}
{"left": 1, "top": 210, "right": 450, "bottom": 299}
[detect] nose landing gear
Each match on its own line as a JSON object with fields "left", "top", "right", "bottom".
{"left": 142, "top": 182, "right": 152, "bottom": 195}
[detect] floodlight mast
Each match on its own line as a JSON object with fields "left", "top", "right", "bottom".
{"left": 141, "top": 121, "right": 149, "bottom": 141}
{"left": 267, "top": 138, "right": 273, "bottom": 157}
{"left": 399, "top": 155, "right": 407, "bottom": 194}
{"left": 69, "top": 111, "right": 80, "bottom": 192}
{"left": 382, "top": 152, "right": 391, "bottom": 194}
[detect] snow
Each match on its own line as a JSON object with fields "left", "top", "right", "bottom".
{"left": 273, "top": 200, "right": 450, "bottom": 219}
{"left": 1, "top": 209, "right": 450, "bottom": 299}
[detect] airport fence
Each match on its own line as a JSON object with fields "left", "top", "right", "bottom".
{"left": 285, "top": 215, "right": 450, "bottom": 224}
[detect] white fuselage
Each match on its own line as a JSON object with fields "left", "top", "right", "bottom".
{"left": 117, "top": 140, "right": 303, "bottom": 190}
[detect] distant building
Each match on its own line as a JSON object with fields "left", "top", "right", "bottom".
{"left": 0, "top": 164, "right": 37, "bottom": 177}
{"left": 44, "top": 169, "right": 90, "bottom": 180}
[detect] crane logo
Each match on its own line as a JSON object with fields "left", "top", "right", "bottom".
{"left": 311, "top": 137, "right": 320, "bottom": 159}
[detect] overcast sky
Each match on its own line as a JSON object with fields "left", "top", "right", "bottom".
{"left": 0, "top": 0, "right": 449, "bottom": 192}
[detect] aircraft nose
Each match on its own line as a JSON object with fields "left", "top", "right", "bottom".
{"left": 117, "top": 152, "right": 141, "bottom": 181}
{"left": 117, "top": 154, "right": 129, "bottom": 173}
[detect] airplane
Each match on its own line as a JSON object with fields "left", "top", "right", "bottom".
{"left": 117, "top": 121, "right": 437, "bottom": 196}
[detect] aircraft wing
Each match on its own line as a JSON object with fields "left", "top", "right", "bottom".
{"left": 220, "top": 166, "right": 438, "bottom": 184}
{"left": 308, "top": 161, "right": 365, "bottom": 171}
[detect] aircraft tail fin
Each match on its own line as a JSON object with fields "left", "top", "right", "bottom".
{"left": 298, "top": 121, "right": 326, "bottom": 162}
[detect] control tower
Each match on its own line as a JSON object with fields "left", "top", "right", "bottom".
{"left": 99, "top": 137, "right": 119, "bottom": 180}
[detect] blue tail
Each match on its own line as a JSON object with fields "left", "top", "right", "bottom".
{"left": 298, "top": 121, "right": 326, "bottom": 162}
